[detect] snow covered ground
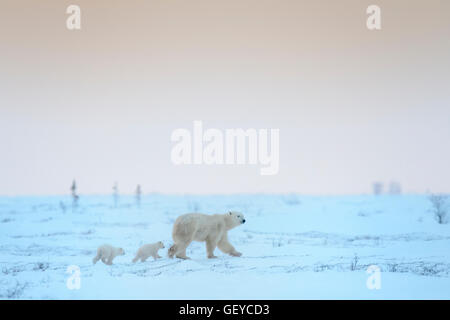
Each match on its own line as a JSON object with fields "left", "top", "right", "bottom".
{"left": 1, "top": 194, "right": 449, "bottom": 299}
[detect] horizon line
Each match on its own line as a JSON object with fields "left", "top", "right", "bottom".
{"left": 0, "top": 192, "right": 439, "bottom": 198}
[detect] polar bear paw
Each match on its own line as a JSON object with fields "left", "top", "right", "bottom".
{"left": 230, "top": 251, "right": 242, "bottom": 257}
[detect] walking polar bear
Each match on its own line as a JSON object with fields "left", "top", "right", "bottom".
{"left": 93, "top": 244, "right": 125, "bottom": 265}
{"left": 132, "top": 241, "right": 165, "bottom": 263}
{"left": 168, "top": 211, "right": 246, "bottom": 259}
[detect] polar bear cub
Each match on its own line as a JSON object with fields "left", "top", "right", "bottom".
{"left": 93, "top": 244, "right": 125, "bottom": 265}
{"left": 132, "top": 241, "right": 165, "bottom": 263}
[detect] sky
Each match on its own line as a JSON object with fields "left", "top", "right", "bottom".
{"left": 0, "top": 0, "right": 449, "bottom": 195}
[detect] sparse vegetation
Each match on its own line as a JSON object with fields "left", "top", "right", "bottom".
{"left": 0, "top": 281, "right": 28, "bottom": 299}
{"left": 113, "top": 182, "right": 119, "bottom": 208}
{"left": 284, "top": 194, "right": 301, "bottom": 206}
{"left": 188, "top": 201, "right": 200, "bottom": 212}
{"left": 314, "top": 264, "right": 332, "bottom": 272}
{"left": 59, "top": 201, "right": 66, "bottom": 214}
{"left": 350, "top": 254, "right": 359, "bottom": 271}
{"left": 2, "top": 266, "right": 23, "bottom": 276}
{"left": 420, "top": 263, "right": 441, "bottom": 276}
{"left": 71, "top": 180, "right": 79, "bottom": 210}
{"left": 388, "top": 263, "right": 398, "bottom": 272}
{"left": 33, "top": 262, "right": 49, "bottom": 271}
{"left": 429, "top": 194, "right": 449, "bottom": 224}
{"left": 372, "top": 182, "right": 383, "bottom": 195}
{"left": 136, "top": 184, "right": 142, "bottom": 208}
{"left": 272, "top": 238, "right": 284, "bottom": 247}
{"left": 388, "top": 182, "right": 402, "bottom": 195}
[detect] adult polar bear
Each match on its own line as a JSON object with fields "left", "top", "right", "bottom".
{"left": 168, "top": 211, "right": 246, "bottom": 259}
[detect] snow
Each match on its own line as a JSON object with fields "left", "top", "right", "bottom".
{"left": 1, "top": 194, "right": 449, "bottom": 299}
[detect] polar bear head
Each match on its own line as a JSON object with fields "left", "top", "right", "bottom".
{"left": 226, "top": 211, "right": 246, "bottom": 229}
{"left": 157, "top": 241, "right": 165, "bottom": 249}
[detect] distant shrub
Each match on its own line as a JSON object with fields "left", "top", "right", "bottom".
{"left": 33, "top": 262, "right": 49, "bottom": 271}
{"left": 2, "top": 266, "right": 22, "bottom": 276}
{"left": 350, "top": 254, "right": 359, "bottom": 271}
{"left": 372, "top": 182, "right": 383, "bottom": 195}
{"left": 272, "top": 238, "right": 284, "bottom": 247}
{"left": 0, "top": 281, "right": 28, "bottom": 299}
{"left": 188, "top": 201, "right": 200, "bottom": 212}
{"left": 357, "top": 211, "right": 369, "bottom": 217}
{"left": 388, "top": 263, "right": 398, "bottom": 272}
{"left": 283, "top": 194, "right": 301, "bottom": 206}
{"left": 388, "top": 182, "right": 402, "bottom": 195}
{"left": 429, "top": 194, "right": 449, "bottom": 224}
{"left": 420, "top": 264, "right": 440, "bottom": 276}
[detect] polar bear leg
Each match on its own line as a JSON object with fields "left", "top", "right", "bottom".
{"left": 105, "top": 253, "right": 114, "bottom": 265}
{"left": 93, "top": 250, "right": 101, "bottom": 264}
{"left": 175, "top": 242, "right": 191, "bottom": 259}
{"left": 151, "top": 253, "right": 160, "bottom": 260}
{"left": 206, "top": 237, "right": 218, "bottom": 259}
{"left": 218, "top": 234, "right": 242, "bottom": 257}
{"left": 93, "top": 248, "right": 103, "bottom": 264}
{"left": 140, "top": 253, "right": 150, "bottom": 262}
{"left": 132, "top": 249, "right": 142, "bottom": 263}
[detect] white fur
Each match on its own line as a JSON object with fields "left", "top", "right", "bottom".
{"left": 132, "top": 241, "right": 165, "bottom": 263}
{"left": 93, "top": 244, "right": 125, "bottom": 265}
{"left": 168, "top": 211, "right": 245, "bottom": 259}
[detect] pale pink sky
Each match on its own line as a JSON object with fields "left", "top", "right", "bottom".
{"left": 0, "top": 0, "right": 449, "bottom": 195}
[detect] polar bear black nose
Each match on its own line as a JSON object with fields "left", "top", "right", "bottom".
{"left": 242, "top": 219, "right": 246, "bottom": 223}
